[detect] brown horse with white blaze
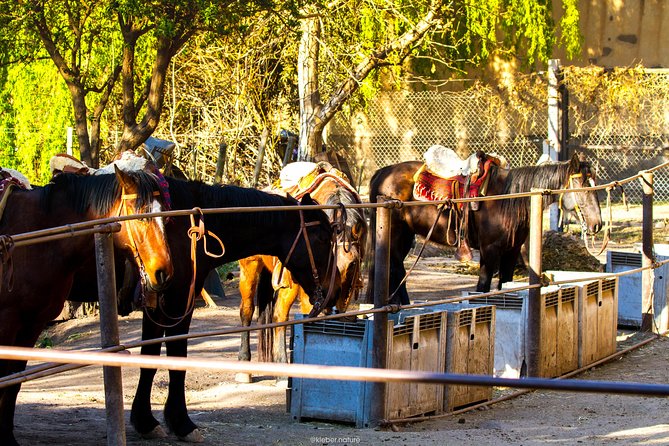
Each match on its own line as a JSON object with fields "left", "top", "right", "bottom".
{"left": 0, "top": 167, "right": 173, "bottom": 446}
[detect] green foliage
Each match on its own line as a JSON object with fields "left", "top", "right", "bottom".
{"left": 0, "top": 61, "right": 74, "bottom": 184}
{"left": 559, "top": 0, "right": 583, "bottom": 59}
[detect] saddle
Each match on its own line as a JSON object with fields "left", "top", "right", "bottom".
{"left": 278, "top": 161, "right": 359, "bottom": 203}
{"left": 413, "top": 147, "right": 503, "bottom": 210}
{"left": 0, "top": 167, "right": 31, "bottom": 222}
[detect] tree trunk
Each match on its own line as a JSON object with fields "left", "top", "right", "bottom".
{"left": 296, "top": 4, "right": 443, "bottom": 162}
{"left": 297, "top": 14, "right": 323, "bottom": 161}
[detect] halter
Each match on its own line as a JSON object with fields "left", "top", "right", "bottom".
{"left": 115, "top": 188, "right": 161, "bottom": 307}
{"left": 280, "top": 204, "right": 338, "bottom": 318}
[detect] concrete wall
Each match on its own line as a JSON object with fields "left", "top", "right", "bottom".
{"left": 554, "top": 0, "right": 669, "bottom": 67}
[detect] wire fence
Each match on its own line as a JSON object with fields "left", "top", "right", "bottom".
{"left": 328, "top": 68, "right": 669, "bottom": 202}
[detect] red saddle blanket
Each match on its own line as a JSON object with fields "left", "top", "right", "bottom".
{"left": 413, "top": 156, "right": 499, "bottom": 205}
{"left": 413, "top": 168, "right": 485, "bottom": 204}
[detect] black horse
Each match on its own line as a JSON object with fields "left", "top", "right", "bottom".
{"left": 127, "top": 177, "right": 340, "bottom": 441}
{"left": 367, "top": 152, "right": 602, "bottom": 304}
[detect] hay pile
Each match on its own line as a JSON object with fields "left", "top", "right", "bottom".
{"left": 539, "top": 230, "right": 604, "bottom": 272}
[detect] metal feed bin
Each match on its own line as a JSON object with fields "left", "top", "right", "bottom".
{"left": 546, "top": 270, "right": 619, "bottom": 368}
{"left": 607, "top": 247, "right": 669, "bottom": 331}
{"left": 289, "top": 309, "right": 446, "bottom": 427}
{"left": 439, "top": 304, "right": 495, "bottom": 412}
{"left": 466, "top": 283, "right": 580, "bottom": 378}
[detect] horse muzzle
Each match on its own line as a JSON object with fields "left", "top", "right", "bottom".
{"left": 143, "top": 268, "right": 172, "bottom": 292}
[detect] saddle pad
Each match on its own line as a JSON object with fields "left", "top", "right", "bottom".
{"left": 50, "top": 153, "right": 95, "bottom": 176}
{"left": 413, "top": 166, "right": 466, "bottom": 202}
{"left": 280, "top": 161, "right": 358, "bottom": 202}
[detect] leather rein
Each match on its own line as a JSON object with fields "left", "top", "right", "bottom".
{"left": 279, "top": 203, "right": 339, "bottom": 318}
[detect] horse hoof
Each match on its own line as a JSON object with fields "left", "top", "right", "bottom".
{"left": 141, "top": 425, "right": 168, "bottom": 439}
{"left": 235, "top": 372, "right": 252, "bottom": 383}
{"left": 179, "top": 428, "right": 204, "bottom": 443}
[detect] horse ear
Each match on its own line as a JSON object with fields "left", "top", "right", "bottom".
{"left": 300, "top": 193, "right": 316, "bottom": 206}
{"left": 114, "top": 165, "right": 132, "bottom": 189}
{"left": 569, "top": 153, "right": 581, "bottom": 172}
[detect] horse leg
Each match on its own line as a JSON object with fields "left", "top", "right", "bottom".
{"left": 476, "top": 244, "right": 500, "bottom": 292}
{"left": 163, "top": 316, "right": 201, "bottom": 442}
{"left": 273, "top": 286, "right": 298, "bottom": 366}
{"left": 236, "top": 258, "right": 259, "bottom": 383}
{"left": 238, "top": 283, "right": 256, "bottom": 363}
{"left": 498, "top": 247, "right": 524, "bottom": 289}
{"left": 388, "top": 227, "right": 415, "bottom": 305}
{"left": 0, "top": 357, "right": 27, "bottom": 446}
{"left": 0, "top": 317, "right": 27, "bottom": 446}
{"left": 130, "top": 313, "right": 167, "bottom": 439}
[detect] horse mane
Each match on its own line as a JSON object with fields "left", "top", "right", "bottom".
{"left": 166, "top": 177, "right": 295, "bottom": 227}
{"left": 488, "top": 160, "right": 573, "bottom": 245}
{"left": 42, "top": 171, "right": 160, "bottom": 215}
{"left": 324, "top": 187, "right": 363, "bottom": 225}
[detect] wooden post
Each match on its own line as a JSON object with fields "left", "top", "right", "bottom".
{"left": 527, "top": 191, "right": 544, "bottom": 377}
{"left": 214, "top": 141, "right": 227, "bottom": 184}
{"left": 547, "top": 59, "right": 561, "bottom": 231}
{"left": 94, "top": 231, "right": 126, "bottom": 446}
{"left": 283, "top": 134, "right": 297, "bottom": 167}
{"left": 191, "top": 147, "right": 198, "bottom": 181}
{"left": 370, "top": 197, "right": 391, "bottom": 425}
{"left": 640, "top": 171, "right": 655, "bottom": 332}
{"left": 253, "top": 128, "right": 270, "bottom": 188}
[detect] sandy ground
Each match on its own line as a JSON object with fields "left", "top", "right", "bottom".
{"left": 9, "top": 260, "right": 669, "bottom": 446}
{"left": 9, "top": 203, "right": 669, "bottom": 446}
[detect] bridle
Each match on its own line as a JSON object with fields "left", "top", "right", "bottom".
{"left": 559, "top": 164, "right": 595, "bottom": 233}
{"left": 280, "top": 203, "right": 339, "bottom": 318}
{"left": 115, "top": 188, "right": 162, "bottom": 302}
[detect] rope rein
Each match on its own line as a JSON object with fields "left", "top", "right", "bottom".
{"left": 149, "top": 207, "right": 225, "bottom": 329}
{"left": 0, "top": 234, "right": 14, "bottom": 293}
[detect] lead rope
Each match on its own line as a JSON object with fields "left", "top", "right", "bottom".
{"left": 0, "top": 234, "right": 14, "bottom": 293}
{"left": 149, "top": 208, "right": 225, "bottom": 329}
{"left": 390, "top": 202, "right": 450, "bottom": 301}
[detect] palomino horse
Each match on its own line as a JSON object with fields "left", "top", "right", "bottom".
{"left": 0, "top": 167, "right": 173, "bottom": 446}
{"left": 367, "top": 152, "right": 602, "bottom": 304}
{"left": 127, "top": 177, "right": 340, "bottom": 442}
{"left": 237, "top": 177, "right": 366, "bottom": 368}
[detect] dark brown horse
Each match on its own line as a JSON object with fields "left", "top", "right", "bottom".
{"left": 367, "top": 152, "right": 602, "bottom": 304}
{"left": 237, "top": 182, "right": 366, "bottom": 369}
{"left": 127, "top": 177, "right": 340, "bottom": 442}
{"left": 0, "top": 168, "right": 173, "bottom": 446}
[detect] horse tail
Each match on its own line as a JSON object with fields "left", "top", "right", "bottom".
{"left": 256, "top": 269, "right": 275, "bottom": 363}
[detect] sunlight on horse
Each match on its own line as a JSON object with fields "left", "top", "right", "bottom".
{"left": 0, "top": 165, "right": 172, "bottom": 446}
{"left": 367, "top": 150, "right": 602, "bottom": 304}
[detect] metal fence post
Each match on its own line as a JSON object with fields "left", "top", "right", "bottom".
{"left": 94, "top": 230, "right": 126, "bottom": 446}
{"left": 370, "top": 197, "right": 391, "bottom": 425}
{"left": 640, "top": 171, "right": 656, "bottom": 332}
{"left": 527, "top": 191, "right": 544, "bottom": 377}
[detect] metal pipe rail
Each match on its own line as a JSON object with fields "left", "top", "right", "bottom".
{"left": 6, "top": 161, "right": 665, "bottom": 245}
{"left": 2, "top": 345, "right": 669, "bottom": 398}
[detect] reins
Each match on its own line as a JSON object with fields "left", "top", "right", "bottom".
{"left": 279, "top": 204, "right": 339, "bottom": 318}
{"left": 150, "top": 207, "right": 225, "bottom": 329}
{"left": 0, "top": 234, "right": 14, "bottom": 293}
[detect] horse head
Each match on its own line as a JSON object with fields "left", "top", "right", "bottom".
{"left": 562, "top": 152, "right": 602, "bottom": 235}
{"left": 282, "top": 193, "right": 341, "bottom": 317}
{"left": 325, "top": 188, "right": 368, "bottom": 313}
{"left": 113, "top": 166, "right": 173, "bottom": 293}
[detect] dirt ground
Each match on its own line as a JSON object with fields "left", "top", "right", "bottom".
{"left": 11, "top": 204, "right": 669, "bottom": 446}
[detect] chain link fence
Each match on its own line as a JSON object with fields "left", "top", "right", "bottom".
{"left": 329, "top": 69, "right": 669, "bottom": 203}
{"left": 564, "top": 67, "right": 669, "bottom": 202}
